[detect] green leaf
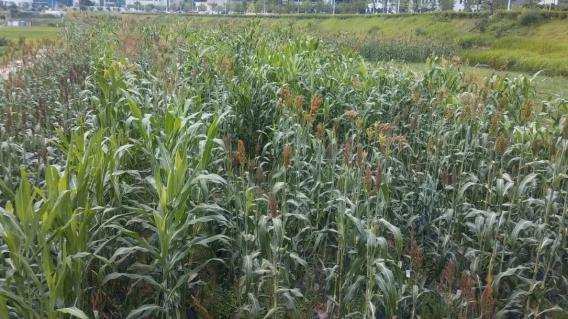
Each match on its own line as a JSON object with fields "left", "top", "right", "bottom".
{"left": 0, "top": 178, "right": 15, "bottom": 203}
{"left": 126, "top": 305, "right": 161, "bottom": 319}
{"left": 198, "top": 116, "right": 219, "bottom": 170}
{"left": 110, "top": 246, "right": 149, "bottom": 262}
{"left": 0, "top": 295, "right": 8, "bottom": 319}
{"left": 57, "top": 307, "right": 90, "bottom": 319}
{"left": 194, "top": 173, "right": 226, "bottom": 185}
{"left": 289, "top": 252, "right": 307, "bottom": 267}
{"left": 517, "top": 173, "right": 537, "bottom": 196}
{"left": 272, "top": 182, "right": 286, "bottom": 195}
{"left": 102, "top": 272, "right": 161, "bottom": 288}
{"left": 378, "top": 218, "right": 402, "bottom": 251}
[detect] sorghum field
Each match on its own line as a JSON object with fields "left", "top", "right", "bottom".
{"left": 1, "top": 14, "right": 567, "bottom": 319}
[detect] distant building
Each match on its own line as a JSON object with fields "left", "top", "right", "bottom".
{"left": 206, "top": 0, "right": 228, "bottom": 12}
{"left": 33, "top": 0, "right": 50, "bottom": 8}
{"left": 6, "top": 19, "right": 32, "bottom": 26}
{"left": 367, "top": 0, "right": 399, "bottom": 13}
{"left": 42, "top": 9, "right": 65, "bottom": 14}
{"left": 124, "top": 0, "right": 165, "bottom": 8}
{"left": 453, "top": 0, "right": 465, "bottom": 10}
{"left": 538, "top": 0, "right": 558, "bottom": 5}
{"left": 367, "top": 0, "right": 557, "bottom": 13}
{"left": 453, "top": 0, "right": 482, "bottom": 11}
{"left": 188, "top": 0, "right": 232, "bottom": 13}
{"left": 2, "top": 0, "right": 33, "bottom": 7}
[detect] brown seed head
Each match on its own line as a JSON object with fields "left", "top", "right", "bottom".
{"left": 480, "top": 281, "right": 494, "bottom": 319}
{"left": 342, "top": 139, "right": 351, "bottom": 163}
{"left": 363, "top": 166, "right": 373, "bottom": 193}
{"left": 489, "top": 112, "right": 502, "bottom": 135}
{"left": 236, "top": 139, "right": 246, "bottom": 167}
{"left": 409, "top": 238, "right": 423, "bottom": 271}
{"left": 494, "top": 135, "right": 508, "bottom": 155}
{"left": 459, "top": 274, "right": 475, "bottom": 302}
{"left": 344, "top": 109, "right": 358, "bottom": 121}
{"left": 440, "top": 170, "right": 454, "bottom": 186}
{"left": 294, "top": 95, "right": 304, "bottom": 110}
{"left": 440, "top": 260, "right": 456, "bottom": 291}
{"left": 277, "top": 85, "right": 291, "bottom": 108}
{"left": 310, "top": 94, "right": 322, "bottom": 115}
{"left": 377, "top": 122, "right": 392, "bottom": 134}
{"left": 520, "top": 100, "right": 534, "bottom": 123}
{"left": 315, "top": 123, "right": 325, "bottom": 139}
{"left": 351, "top": 76, "right": 361, "bottom": 88}
{"left": 388, "top": 135, "right": 407, "bottom": 151}
{"left": 282, "top": 144, "right": 293, "bottom": 168}
{"left": 356, "top": 145, "right": 366, "bottom": 168}
{"left": 374, "top": 160, "right": 382, "bottom": 191}
{"left": 411, "top": 90, "right": 421, "bottom": 104}
{"left": 531, "top": 138, "right": 546, "bottom": 155}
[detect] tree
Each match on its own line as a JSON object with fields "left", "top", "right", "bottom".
{"left": 8, "top": 3, "right": 19, "bottom": 16}
{"left": 79, "top": 0, "right": 94, "bottom": 9}
{"left": 245, "top": 1, "right": 256, "bottom": 12}
{"left": 439, "top": 0, "right": 453, "bottom": 10}
{"left": 398, "top": 0, "right": 411, "bottom": 12}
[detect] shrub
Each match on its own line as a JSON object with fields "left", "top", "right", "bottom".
{"left": 414, "top": 27, "right": 427, "bottom": 36}
{"left": 0, "top": 36, "right": 10, "bottom": 46}
{"left": 359, "top": 39, "right": 456, "bottom": 62}
{"left": 518, "top": 10, "right": 543, "bottom": 26}
{"left": 477, "top": 16, "right": 490, "bottom": 32}
{"left": 367, "top": 25, "right": 381, "bottom": 34}
{"left": 456, "top": 35, "right": 492, "bottom": 48}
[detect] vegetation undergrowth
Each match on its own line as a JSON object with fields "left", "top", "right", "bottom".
{"left": 0, "top": 14, "right": 567, "bottom": 319}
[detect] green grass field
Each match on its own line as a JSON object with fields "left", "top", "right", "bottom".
{"left": 0, "top": 26, "right": 59, "bottom": 58}
{"left": 269, "top": 13, "right": 568, "bottom": 77}
{"left": 0, "top": 26, "right": 59, "bottom": 41}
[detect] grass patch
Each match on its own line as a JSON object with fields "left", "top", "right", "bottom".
{"left": 0, "top": 26, "right": 59, "bottom": 41}
{"left": 463, "top": 48, "right": 568, "bottom": 76}
{"left": 360, "top": 39, "right": 455, "bottom": 63}
{"left": 389, "top": 61, "right": 568, "bottom": 98}
{"left": 0, "top": 26, "right": 59, "bottom": 59}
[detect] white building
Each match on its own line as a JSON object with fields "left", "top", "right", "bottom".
{"left": 6, "top": 19, "right": 31, "bottom": 26}
{"left": 367, "top": 0, "right": 406, "bottom": 13}
{"left": 194, "top": 0, "right": 230, "bottom": 13}
{"left": 2, "top": 0, "right": 33, "bottom": 7}
{"left": 124, "top": 0, "right": 166, "bottom": 7}
{"left": 367, "top": 0, "right": 537, "bottom": 13}
{"left": 538, "top": 0, "right": 558, "bottom": 5}
{"left": 453, "top": 0, "right": 481, "bottom": 11}
{"left": 453, "top": 0, "right": 465, "bottom": 10}
{"left": 43, "top": 9, "right": 65, "bottom": 15}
